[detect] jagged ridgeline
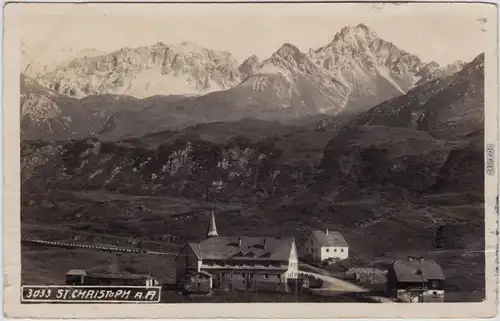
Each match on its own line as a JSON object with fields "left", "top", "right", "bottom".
{"left": 21, "top": 25, "right": 469, "bottom": 141}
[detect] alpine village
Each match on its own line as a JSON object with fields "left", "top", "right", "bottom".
{"left": 61, "top": 209, "right": 446, "bottom": 303}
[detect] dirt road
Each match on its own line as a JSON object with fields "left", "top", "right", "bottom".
{"left": 299, "top": 263, "right": 393, "bottom": 303}
{"left": 300, "top": 270, "right": 369, "bottom": 292}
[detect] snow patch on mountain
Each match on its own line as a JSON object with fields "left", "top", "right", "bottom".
{"left": 112, "top": 69, "right": 221, "bottom": 98}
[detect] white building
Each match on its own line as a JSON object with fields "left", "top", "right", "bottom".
{"left": 301, "top": 230, "right": 349, "bottom": 261}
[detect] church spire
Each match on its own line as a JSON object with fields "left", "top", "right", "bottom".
{"left": 207, "top": 208, "right": 218, "bottom": 238}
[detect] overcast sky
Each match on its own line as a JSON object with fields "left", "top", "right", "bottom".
{"left": 18, "top": 2, "right": 495, "bottom": 66}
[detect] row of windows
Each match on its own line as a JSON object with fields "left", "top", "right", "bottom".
{"left": 220, "top": 272, "right": 281, "bottom": 279}
{"left": 305, "top": 248, "right": 344, "bottom": 253}
{"left": 203, "top": 260, "right": 282, "bottom": 267}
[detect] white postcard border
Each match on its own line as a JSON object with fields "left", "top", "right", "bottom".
{"left": 3, "top": 0, "right": 499, "bottom": 318}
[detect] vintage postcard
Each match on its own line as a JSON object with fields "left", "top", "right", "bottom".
{"left": 3, "top": 0, "right": 499, "bottom": 318}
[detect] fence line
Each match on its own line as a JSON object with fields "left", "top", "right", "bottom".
{"left": 21, "top": 237, "right": 175, "bottom": 256}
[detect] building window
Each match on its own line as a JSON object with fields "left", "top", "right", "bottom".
{"left": 341, "top": 249, "right": 344, "bottom": 252}
{"left": 326, "top": 249, "right": 329, "bottom": 252}
{"left": 250, "top": 273, "right": 254, "bottom": 278}
{"left": 242, "top": 272, "right": 246, "bottom": 277}
{"left": 242, "top": 279, "right": 245, "bottom": 284}
{"left": 334, "top": 249, "right": 337, "bottom": 252}
{"left": 265, "top": 274, "right": 269, "bottom": 278}
{"left": 277, "top": 274, "right": 280, "bottom": 279}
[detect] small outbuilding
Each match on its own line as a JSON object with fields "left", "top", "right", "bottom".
{"left": 65, "top": 269, "right": 159, "bottom": 287}
{"left": 387, "top": 257, "right": 445, "bottom": 302}
{"left": 65, "top": 269, "right": 88, "bottom": 285}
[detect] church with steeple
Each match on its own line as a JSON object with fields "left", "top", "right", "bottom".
{"left": 175, "top": 208, "right": 299, "bottom": 293}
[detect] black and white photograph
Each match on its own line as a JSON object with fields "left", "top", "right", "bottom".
{"left": 3, "top": 0, "right": 499, "bottom": 318}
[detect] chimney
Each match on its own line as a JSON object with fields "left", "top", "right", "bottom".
{"left": 326, "top": 229, "right": 329, "bottom": 235}
{"left": 238, "top": 238, "right": 242, "bottom": 248}
{"left": 263, "top": 239, "right": 267, "bottom": 251}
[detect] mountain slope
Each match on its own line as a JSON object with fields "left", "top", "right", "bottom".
{"left": 319, "top": 125, "right": 480, "bottom": 193}
{"left": 20, "top": 75, "right": 187, "bottom": 141}
{"left": 350, "top": 53, "right": 484, "bottom": 139}
{"left": 415, "top": 60, "right": 466, "bottom": 87}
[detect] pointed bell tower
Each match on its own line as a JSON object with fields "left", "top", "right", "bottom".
{"left": 207, "top": 208, "right": 218, "bottom": 238}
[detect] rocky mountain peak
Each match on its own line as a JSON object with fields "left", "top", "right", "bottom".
{"left": 337, "top": 23, "right": 378, "bottom": 41}
{"left": 467, "top": 53, "right": 484, "bottom": 72}
{"left": 273, "top": 43, "right": 304, "bottom": 59}
{"left": 448, "top": 60, "right": 465, "bottom": 68}
{"left": 238, "top": 55, "right": 260, "bottom": 78}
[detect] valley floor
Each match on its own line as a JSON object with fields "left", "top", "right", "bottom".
{"left": 21, "top": 189, "right": 485, "bottom": 303}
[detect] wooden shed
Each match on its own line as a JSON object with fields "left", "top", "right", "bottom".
{"left": 65, "top": 269, "right": 159, "bottom": 287}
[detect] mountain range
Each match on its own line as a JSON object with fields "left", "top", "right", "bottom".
{"left": 21, "top": 24, "right": 468, "bottom": 141}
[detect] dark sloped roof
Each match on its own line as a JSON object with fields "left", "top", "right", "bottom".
{"left": 188, "top": 242, "right": 203, "bottom": 259}
{"left": 66, "top": 269, "right": 88, "bottom": 276}
{"left": 86, "top": 272, "right": 155, "bottom": 280}
{"left": 185, "top": 236, "right": 295, "bottom": 261}
{"left": 392, "top": 258, "right": 445, "bottom": 282}
{"left": 311, "top": 230, "right": 348, "bottom": 247}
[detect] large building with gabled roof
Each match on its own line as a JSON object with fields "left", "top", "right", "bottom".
{"left": 175, "top": 210, "right": 299, "bottom": 292}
